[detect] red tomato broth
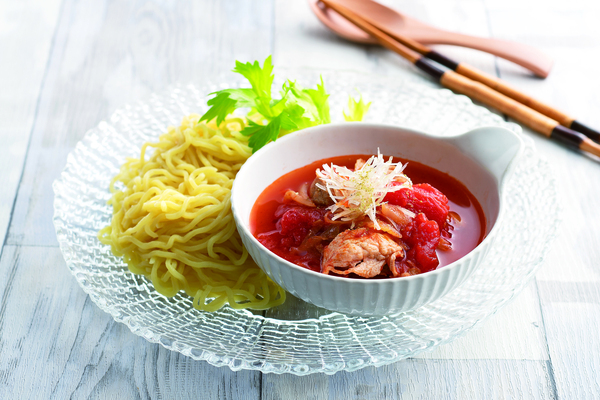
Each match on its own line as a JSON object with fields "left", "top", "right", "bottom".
{"left": 249, "top": 154, "right": 486, "bottom": 277}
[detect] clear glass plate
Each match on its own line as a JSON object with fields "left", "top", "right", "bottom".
{"left": 53, "top": 70, "right": 560, "bottom": 375}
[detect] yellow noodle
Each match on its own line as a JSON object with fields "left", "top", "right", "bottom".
{"left": 98, "top": 114, "right": 285, "bottom": 310}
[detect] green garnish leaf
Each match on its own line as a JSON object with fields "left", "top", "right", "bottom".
{"left": 200, "top": 56, "right": 369, "bottom": 152}
{"left": 305, "top": 76, "right": 331, "bottom": 124}
{"left": 233, "top": 57, "right": 274, "bottom": 100}
{"left": 283, "top": 77, "right": 330, "bottom": 125}
{"left": 201, "top": 92, "right": 238, "bottom": 126}
{"left": 278, "top": 105, "right": 303, "bottom": 131}
{"left": 242, "top": 116, "right": 282, "bottom": 151}
{"left": 344, "top": 91, "right": 371, "bottom": 122}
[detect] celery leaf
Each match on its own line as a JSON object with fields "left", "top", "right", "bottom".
{"left": 200, "top": 56, "right": 369, "bottom": 153}
{"left": 344, "top": 92, "right": 371, "bottom": 122}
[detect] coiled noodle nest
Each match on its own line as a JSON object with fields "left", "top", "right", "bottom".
{"left": 98, "top": 114, "right": 285, "bottom": 311}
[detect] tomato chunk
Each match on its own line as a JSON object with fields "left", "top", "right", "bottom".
{"left": 384, "top": 183, "right": 449, "bottom": 228}
{"left": 400, "top": 213, "right": 441, "bottom": 272}
{"left": 257, "top": 206, "right": 325, "bottom": 271}
{"left": 277, "top": 207, "right": 324, "bottom": 246}
{"left": 257, "top": 230, "right": 285, "bottom": 249}
{"left": 258, "top": 206, "right": 324, "bottom": 249}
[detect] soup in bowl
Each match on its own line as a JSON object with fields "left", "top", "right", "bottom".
{"left": 231, "top": 123, "right": 523, "bottom": 315}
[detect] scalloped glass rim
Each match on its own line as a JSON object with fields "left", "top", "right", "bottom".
{"left": 53, "top": 69, "right": 561, "bottom": 375}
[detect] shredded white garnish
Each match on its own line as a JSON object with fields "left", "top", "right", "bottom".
{"left": 316, "top": 150, "right": 412, "bottom": 229}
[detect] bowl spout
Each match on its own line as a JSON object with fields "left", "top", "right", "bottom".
{"left": 449, "top": 127, "right": 524, "bottom": 186}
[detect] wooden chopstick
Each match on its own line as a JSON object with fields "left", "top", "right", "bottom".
{"left": 332, "top": 1, "right": 600, "bottom": 145}
{"left": 319, "top": 0, "right": 600, "bottom": 158}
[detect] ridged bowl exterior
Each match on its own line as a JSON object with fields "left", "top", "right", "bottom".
{"left": 236, "top": 213, "right": 495, "bottom": 315}
{"left": 232, "top": 123, "right": 521, "bottom": 316}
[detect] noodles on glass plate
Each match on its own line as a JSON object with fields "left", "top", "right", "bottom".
{"left": 98, "top": 114, "right": 285, "bottom": 311}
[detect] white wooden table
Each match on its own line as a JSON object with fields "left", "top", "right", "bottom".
{"left": 2, "top": 0, "right": 600, "bottom": 398}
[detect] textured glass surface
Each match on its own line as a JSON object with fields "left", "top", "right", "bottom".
{"left": 53, "top": 70, "right": 560, "bottom": 375}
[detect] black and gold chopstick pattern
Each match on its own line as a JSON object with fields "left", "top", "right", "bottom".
{"left": 424, "top": 55, "right": 600, "bottom": 148}
{"left": 335, "top": 1, "right": 600, "bottom": 145}
{"left": 319, "top": 0, "right": 600, "bottom": 158}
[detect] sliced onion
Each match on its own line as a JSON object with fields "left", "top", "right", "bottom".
{"left": 437, "top": 237, "right": 452, "bottom": 251}
{"left": 283, "top": 190, "right": 316, "bottom": 207}
{"left": 324, "top": 212, "right": 352, "bottom": 225}
{"left": 380, "top": 203, "right": 414, "bottom": 228}
{"left": 359, "top": 218, "right": 402, "bottom": 238}
{"left": 448, "top": 211, "right": 462, "bottom": 223}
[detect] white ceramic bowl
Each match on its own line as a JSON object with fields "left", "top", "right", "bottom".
{"left": 232, "top": 123, "right": 523, "bottom": 315}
